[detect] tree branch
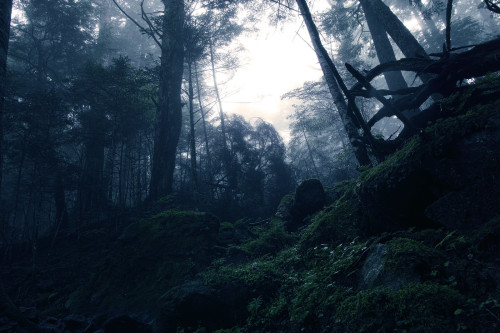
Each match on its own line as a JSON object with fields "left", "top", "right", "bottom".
{"left": 140, "top": 0, "right": 163, "bottom": 45}
{"left": 445, "top": 0, "right": 453, "bottom": 52}
{"left": 346, "top": 63, "right": 416, "bottom": 133}
{"left": 111, "top": 0, "right": 161, "bottom": 47}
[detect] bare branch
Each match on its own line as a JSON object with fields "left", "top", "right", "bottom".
{"left": 346, "top": 63, "right": 416, "bottom": 133}
{"left": 268, "top": 0, "right": 299, "bottom": 13}
{"left": 140, "top": 0, "right": 163, "bottom": 46}
{"left": 111, "top": 0, "right": 161, "bottom": 47}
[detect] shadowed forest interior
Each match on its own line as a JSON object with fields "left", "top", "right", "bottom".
{"left": 0, "top": 0, "right": 499, "bottom": 332}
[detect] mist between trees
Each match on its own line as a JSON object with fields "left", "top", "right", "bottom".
{"left": 0, "top": 0, "right": 498, "bottom": 245}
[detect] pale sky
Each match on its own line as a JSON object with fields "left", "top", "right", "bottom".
{"left": 220, "top": 6, "right": 326, "bottom": 142}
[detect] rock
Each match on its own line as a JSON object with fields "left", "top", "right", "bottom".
{"left": 423, "top": 116, "right": 500, "bottom": 230}
{"left": 275, "top": 194, "right": 294, "bottom": 221}
{"left": 104, "top": 315, "right": 152, "bottom": 333}
{"left": 358, "top": 243, "right": 388, "bottom": 289}
{"left": 0, "top": 316, "right": 17, "bottom": 331}
{"left": 287, "top": 179, "right": 326, "bottom": 231}
{"left": 63, "top": 314, "right": 91, "bottom": 331}
{"left": 358, "top": 106, "right": 500, "bottom": 234}
{"left": 358, "top": 238, "right": 444, "bottom": 290}
{"left": 155, "top": 281, "right": 242, "bottom": 333}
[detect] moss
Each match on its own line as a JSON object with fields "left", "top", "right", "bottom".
{"left": 219, "top": 222, "right": 234, "bottom": 242}
{"left": 300, "top": 185, "right": 363, "bottom": 248}
{"left": 277, "top": 193, "right": 294, "bottom": 209}
{"left": 385, "top": 237, "right": 444, "bottom": 273}
{"left": 239, "top": 220, "right": 295, "bottom": 257}
{"left": 275, "top": 193, "right": 294, "bottom": 220}
{"left": 472, "top": 216, "right": 500, "bottom": 259}
{"left": 336, "top": 283, "right": 465, "bottom": 332}
{"left": 360, "top": 136, "right": 422, "bottom": 191}
{"left": 424, "top": 99, "right": 500, "bottom": 157}
{"left": 70, "top": 210, "right": 220, "bottom": 313}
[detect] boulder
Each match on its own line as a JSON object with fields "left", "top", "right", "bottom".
{"left": 358, "top": 237, "right": 444, "bottom": 290}
{"left": 287, "top": 179, "right": 326, "bottom": 231}
{"left": 358, "top": 104, "right": 500, "bottom": 234}
{"left": 154, "top": 281, "right": 239, "bottom": 333}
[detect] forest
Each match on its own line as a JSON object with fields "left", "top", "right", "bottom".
{"left": 0, "top": 0, "right": 499, "bottom": 332}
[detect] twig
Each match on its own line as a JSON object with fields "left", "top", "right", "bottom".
{"left": 111, "top": 0, "right": 161, "bottom": 47}
{"left": 140, "top": 0, "right": 162, "bottom": 46}
{"left": 429, "top": 44, "right": 478, "bottom": 57}
{"left": 484, "top": 307, "right": 500, "bottom": 323}
{"left": 268, "top": 0, "right": 300, "bottom": 13}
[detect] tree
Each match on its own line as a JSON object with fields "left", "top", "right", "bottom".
{"left": 148, "top": 0, "right": 185, "bottom": 200}
{"left": 360, "top": 0, "right": 408, "bottom": 92}
{"left": 365, "top": 0, "right": 429, "bottom": 60}
{"left": 295, "top": 0, "right": 372, "bottom": 167}
{"left": 0, "top": 0, "right": 12, "bottom": 199}
{"left": 283, "top": 80, "right": 359, "bottom": 185}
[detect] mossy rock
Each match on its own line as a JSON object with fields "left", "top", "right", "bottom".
{"left": 472, "top": 216, "right": 500, "bottom": 261}
{"left": 70, "top": 210, "right": 220, "bottom": 314}
{"left": 362, "top": 237, "right": 445, "bottom": 290}
{"left": 336, "top": 283, "right": 466, "bottom": 332}
{"left": 238, "top": 220, "right": 294, "bottom": 258}
{"left": 300, "top": 185, "right": 363, "bottom": 249}
{"left": 219, "top": 222, "right": 235, "bottom": 243}
{"left": 275, "top": 194, "right": 294, "bottom": 221}
{"left": 287, "top": 179, "right": 326, "bottom": 231}
{"left": 357, "top": 95, "right": 500, "bottom": 234}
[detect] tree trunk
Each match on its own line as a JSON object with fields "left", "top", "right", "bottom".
{"left": 194, "top": 61, "right": 212, "bottom": 175}
{"left": 360, "top": 0, "right": 408, "bottom": 92}
{"left": 187, "top": 56, "right": 198, "bottom": 192}
{"left": 296, "top": 0, "right": 372, "bottom": 167}
{"left": 366, "top": 0, "right": 430, "bottom": 80}
{"left": 209, "top": 40, "right": 228, "bottom": 150}
{"left": 149, "top": 0, "right": 185, "bottom": 201}
{"left": 302, "top": 127, "right": 320, "bottom": 178}
{"left": 0, "top": 0, "right": 13, "bottom": 200}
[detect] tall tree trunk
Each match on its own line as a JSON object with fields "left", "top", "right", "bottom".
{"left": 410, "top": 7, "right": 441, "bottom": 51}
{"left": 209, "top": 40, "right": 228, "bottom": 150}
{"left": 194, "top": 61, "right": 212, "bottom": 175}
{"left": 302, "top": 127, "right": 320, "bottom": 178}
{"left": 360, "top": 0, "right": 408, "bottom": 92}
{"left": 296, "top": 0, "right": 372, "bottom": 167}
{"left": 366, "top": 0, "right": 430, "bottom": 67}
{"left": 149, "top": 0, "right": 185, "bottom": 201}
{"left": 187, "top": 56, "right": 198, "bottom": 192}
{"left": 0, "top": 0, "right": 13, "bottom": 200}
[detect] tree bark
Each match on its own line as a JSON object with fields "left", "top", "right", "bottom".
{"left": 360, "top": 0, "right": 408, "bottom": 92}
{"left": 194, "top": 61, "right": 212, "bottom": 174}
{"left": 0, "top": 0, "right": 12, "bottom": 200}
{"left": 149, "top": 0, "right": 185, "bottom": 201}
{"left": 209, "top": 40, "right": 228, "bottom": 150}
{"left": 296, "top": 0, "right": 372, "bottom": 167}
{"left": 365, "top": 0, "right": 431, "bottom": 85}
{"left": 187, "top": 56, "right": 198, "bottom": 192}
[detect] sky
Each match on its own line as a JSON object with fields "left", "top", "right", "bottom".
{"left": 218, "top": 3, "right": 328, "bottom": 142}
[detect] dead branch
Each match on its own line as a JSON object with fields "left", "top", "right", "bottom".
{"left": 111, "top": 0, "right": 161, "bottom": 48}
{"left": 346, "top": 63, "right": 416, "bottom": 133}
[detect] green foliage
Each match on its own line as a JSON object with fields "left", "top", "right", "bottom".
{"left": 69, "top": 210, "right": 219, "bottom": 312}
{"left": 300, "top": 185, "right": 363, "bottom": 248}
{"left": 336, "top": 283, "right": 465, "bottom": 332}
{"left": 239, "top": 224, "right": 294, "bottom": 258}
{"left": 385, "top": 237, "right": 444, "bottom": 273}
